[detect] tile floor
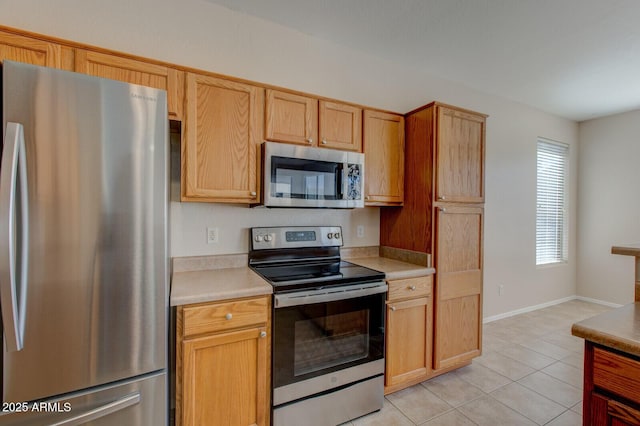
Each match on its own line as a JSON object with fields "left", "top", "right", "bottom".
{"left": 345, "top": 299, "right": 613, "bottom": 426}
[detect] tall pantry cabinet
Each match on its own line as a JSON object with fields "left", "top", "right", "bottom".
{"left": 381, "top": 102, "right": 486, "bottom": 373}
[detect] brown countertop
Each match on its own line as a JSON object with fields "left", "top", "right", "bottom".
{"left": 611, "top": 243, "right": 640, "bottom": 257}
{"left": 571, "top": 302, "right": 640, "bottom": 357}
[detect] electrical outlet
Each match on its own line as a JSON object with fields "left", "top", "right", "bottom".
{"left": 498, "top": 284, "right": 504, "bottom": 296}
{"left": 356, "top": 225, "right": 365, "bottom": 238}
{"left": 207, "top": 227, "right": 219, "bottom": 244}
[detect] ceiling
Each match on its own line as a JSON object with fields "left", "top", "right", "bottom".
{"left": 203, "top": 0, "right": 640, "bottom": 122}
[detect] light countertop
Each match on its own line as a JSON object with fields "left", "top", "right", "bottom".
{"left": 171, "top": 250, "right": 434, "bottom": 306}
{"left": 171, "top": 267, "right": 272, "bottom": 306}
{"left": 571, "top": 302, "right": 640, "bottom": 357}
{"left": 347, "top": 256, "right": 434, "bottom": 280}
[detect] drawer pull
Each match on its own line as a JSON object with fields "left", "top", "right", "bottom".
{"left": 225, "top": 313, "right": 232, "bottom": 320}
{"left": 408, "top": 285, "right": 416, "bottom": 291}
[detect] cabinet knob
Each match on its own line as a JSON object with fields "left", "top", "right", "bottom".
{"left": 225, "top": 313, "right": 233, "bottom": 320}
{"left": 365, "top": 195, "right": 370, "bottom": 200}
{"left": 439, "top": 207, "right": 447, "bottom": 213}
{"left": 250, "top": 191, "right": 257, "bottom": 197}
{"left": 307, "top": 138, "right": 313, "bottom": 144}
{"left": 260, "top": 331, "right": 267, "bottom": 338}
{"left": 390, "top": 306, "right": 396, "bottom": 312}
{"left": 438, "top": 196, "right": 446, "bottom": 201}
{"left": 409, "top": 285, "right": 416, "bottom": 291}
{"left": 321, "top": 139, "right": 327, "bottom": 145}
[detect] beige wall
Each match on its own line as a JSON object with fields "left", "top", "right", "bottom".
{"left": 577, "top": 110, "right": 640, "bottom": 305}
{"left": 0, "top": 0, "right": 579, "bottom": 318}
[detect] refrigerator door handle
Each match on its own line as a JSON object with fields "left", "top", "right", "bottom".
{"left": 50, "top": 392, "right": 141, "bottom": 426}
{"left": 0, "top": 122, "right": 30, "bottom": 352}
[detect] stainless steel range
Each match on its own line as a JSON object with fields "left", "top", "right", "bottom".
{"left": 249, "top": 226, "right": 387, "bottom": 426}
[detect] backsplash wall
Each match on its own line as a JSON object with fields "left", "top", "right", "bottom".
{"left": 170, "top": 202, "right": 380, "bottom": 257}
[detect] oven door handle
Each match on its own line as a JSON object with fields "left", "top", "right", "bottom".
{"left": 274, "top": 282, "right": 388, "bottom": 308}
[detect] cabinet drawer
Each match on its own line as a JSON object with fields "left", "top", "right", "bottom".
{"left": 594, "top": 347, "right": 640, "bottom": 405}
{"left": 182, "top": 296, "right": 269, "bottom": 337}
{"left": 387, "top": 276, "right": 432, "bottom": 301}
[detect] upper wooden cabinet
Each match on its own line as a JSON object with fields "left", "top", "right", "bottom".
{"left": 265, "top": 89, "right": 318, "bottom": 146}
{"left": 435, "top": 106, "right": 486, "bottom": 203}
{"left": 363, "top": 110, "right": 404, "bottom": 206}
{"left": 0, "top": 31, "right": 62, "bottom": 68}
{"left": 266, "top": 93, "right": 363, "bottom": 152}
{"left": 319, "top": 101, "right": 362, "bottom": 152}
{"left": 75, "top": 49, "right": 184, "bottom": 120}
{"left": 182, "top": 72, "right": 264, "bottom": 203}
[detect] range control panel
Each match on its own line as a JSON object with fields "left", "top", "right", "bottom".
{"left": 251, "top": 226, "right": 343, "bottom": 250}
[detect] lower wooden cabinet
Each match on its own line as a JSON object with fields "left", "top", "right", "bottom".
{"left": 176, "top": 296, "right": 271, "bottom": 426}
{"left": 384, "top": 276, "right": 433, "bottom": 394}
{"left": 583, "top": 342, "right": 640, "bottom": 426}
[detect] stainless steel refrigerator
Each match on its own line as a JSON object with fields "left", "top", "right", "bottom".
{"left": 0, "top": 61, "right": 168, "bottom": 425}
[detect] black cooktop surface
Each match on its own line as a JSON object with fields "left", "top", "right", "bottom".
{"left": 251, "top": 260, "right": 385, "bottom": 293}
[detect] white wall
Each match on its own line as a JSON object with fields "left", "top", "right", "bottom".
{"left": 0, "top": 0, "right": 579, "bottom": 317}
{"left": 577, "top": 110, "right": 640, "bottom": 305}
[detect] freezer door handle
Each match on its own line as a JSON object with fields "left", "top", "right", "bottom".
{"left": 0, "top": 122, "right": 30, "bottom": 352}
{"left": 50, "top": 392, "right": 141, "bottom": 426}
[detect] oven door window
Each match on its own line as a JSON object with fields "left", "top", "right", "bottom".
{"left": 273, "top": 293, "right": 384, "bottom": 388}
{"left": 271, "top": 156, "right": 343, "bottom": 200}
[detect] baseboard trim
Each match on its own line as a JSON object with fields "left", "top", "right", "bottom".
{"left": 483, "top": 295, "right": 622, "bottom": 323}
{"left": 574, "top": 295, "right": 623, "bottom": 308}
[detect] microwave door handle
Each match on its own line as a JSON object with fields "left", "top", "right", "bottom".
{"left": 0, "top": 122, "right": 30, "bottom": 352}
{"left": 341, "top": 163, "right": 348, "bottom": 200}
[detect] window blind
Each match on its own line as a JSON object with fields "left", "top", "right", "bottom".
{"left": 536, "top": 139, "right": 569, "bottom": 265}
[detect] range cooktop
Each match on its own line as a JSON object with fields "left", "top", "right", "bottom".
{"left": 248, "top": 226, "right": 385, "bottom": 293}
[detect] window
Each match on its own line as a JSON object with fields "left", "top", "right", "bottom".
{"left": 536, "top": 138, "right": 569, "bottom": 265}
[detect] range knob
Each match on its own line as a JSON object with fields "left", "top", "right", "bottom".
{"left": 254, "top": 235, "right": 264, "bottom": 242}
{"left": 333, "top": 232, "right": 341, "bottom": 240}
{"left": 264, "top": 234, "right": 273, "bottom": 242}
{"left": 327, "top": 233, "right": 333, "bottom": 239}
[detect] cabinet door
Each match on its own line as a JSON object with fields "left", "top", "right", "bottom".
{"left": 182, "top": 73, "right": 264, "bottom": 203}
{"left": 363, "top": 110, "right": 404, "bottom": 205}
{"left": 181, "top": 327, "right": 269, "bottom": 426}
{"left": 435, "top": 106, "right": 485, "bottom": 203}
{"left": 75, "top": 49, "right": 184, "bottom": 119}
{"left": 0, "top": 31, "right": 61, "bottom": 68}
{"left": 385, "top": 297, "right": 431, "bottom": 389}
{"left": 265, "top": 89, "right": 318, "bottom": 146}
{"left": 433, "top": 205, "right": 483, "bottom": 370}
{"left": 319, "top": 101, "right": 362, "bottom": 152}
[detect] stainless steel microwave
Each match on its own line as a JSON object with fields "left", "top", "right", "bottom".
{"left": 261, "top": 141, "right": 365, "bottom": 208}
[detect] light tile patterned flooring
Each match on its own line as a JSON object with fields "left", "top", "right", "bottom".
{"left": 345, "top": 299, "right": 612, "bottom": 426}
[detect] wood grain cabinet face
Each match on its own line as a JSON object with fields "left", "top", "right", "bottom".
{"left": 0, "top": 31, "right": 62, "bottom": 68}
{"left": 363, "top": 110, "right": 405, "bottom": 205}
{"left": 319, "top": 100, "right": 362, "bottom": 152}
{"left": 265, "top": 89, "right": 318, "bottom": 146}
{"left": 433, "top": 205, "right": 483, "bottom": 370}
{"left": 182, "top": 73, "right": 264, "bottom": 203}
{"left": 384, "top": 276, "right": 432, "bottom": 393}
{"left": 176, "top": 296, "right": 271, "bottom": 426}
{"left": 75, "top": 49, "right": 184, "bottom": 119}
{"left": 435, "top": 106, "right": 485, "bottom": 203}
